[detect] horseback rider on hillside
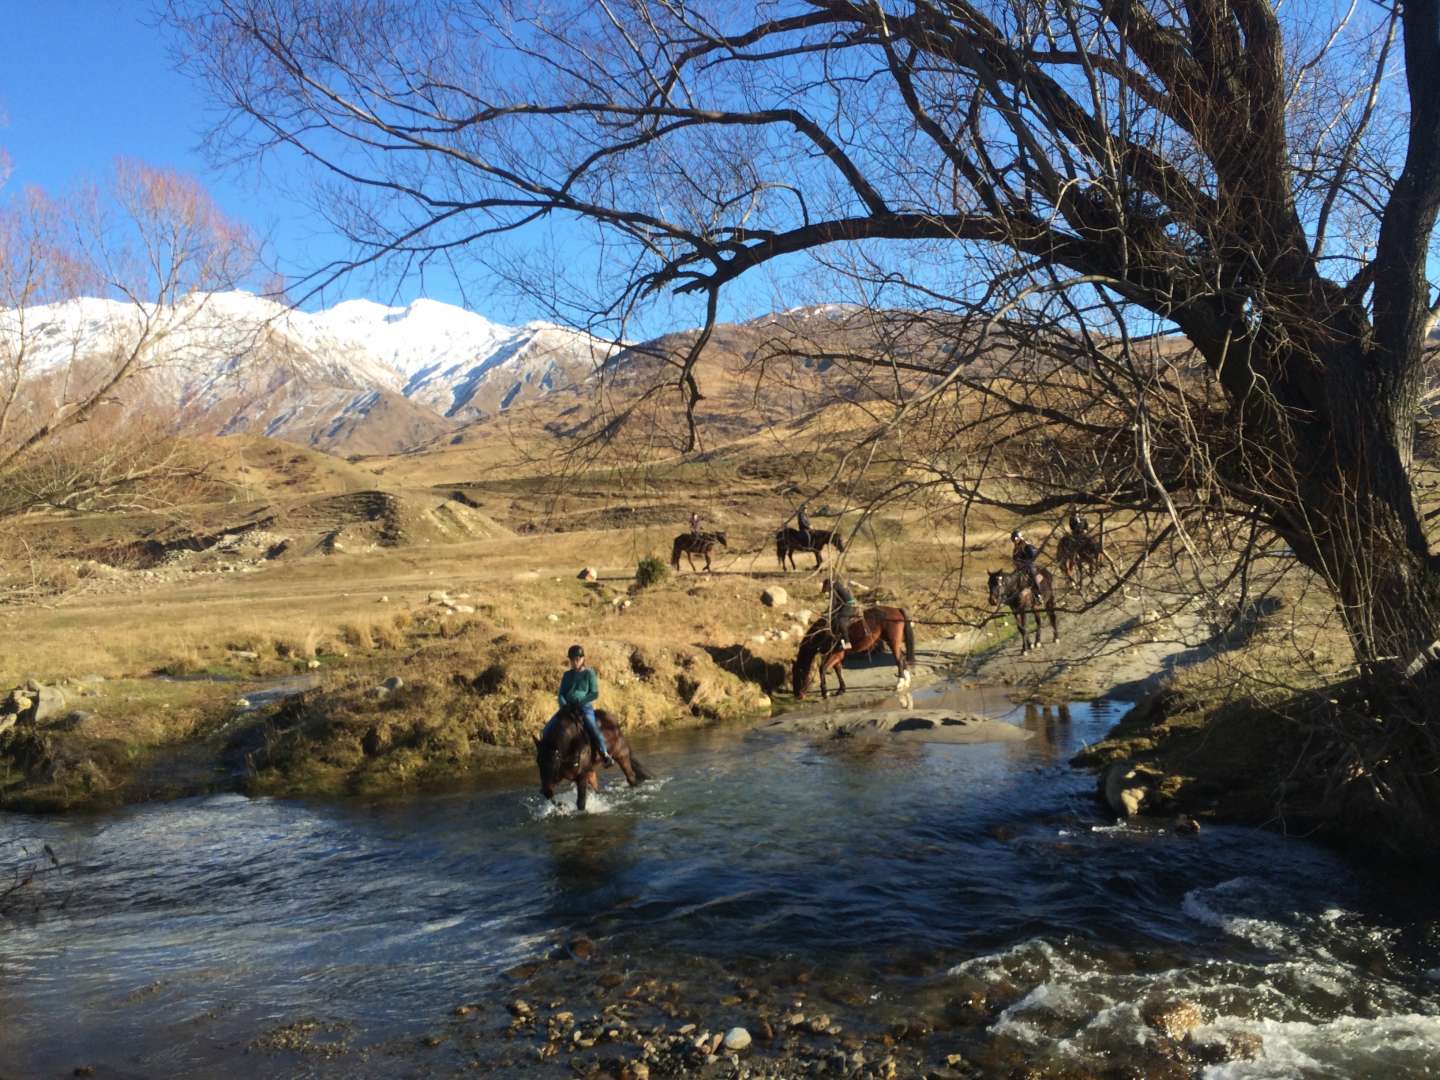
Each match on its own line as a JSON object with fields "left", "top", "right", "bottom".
{"left": 822, "top": 575, "right": 857, "bottom": 650}
{"left": 1068, "top": 508, "right": 1090, "bottom": 539}
{"left": 690, "top": 510, "right": 702, "bottom": 537}
{"left": 544, "top": 644, "right": 611, "bottom": 766}
{"left": 795, "top": 504, "right": 813, "bottom": 548}
{"left": 1010, "top": 529, "right": 1042, "bottom": 595}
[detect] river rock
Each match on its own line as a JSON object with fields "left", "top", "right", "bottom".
{"left": 382, "top": 676, "right": 404, "bottom": 691}
{"left": 722, "top": 1027, "right": 751, "bottom": 1051}
{"left": 578, "top": 567, "right": 598, "bottom": 581}
{"left": 1101, "top": 758, "right": 1147, "bottom": 817}
{"left": 1142, "top": 998, "right": 1205, "bottom": 1040}
{"left": 761, "top": 586, "right": 788, "bottom": 608}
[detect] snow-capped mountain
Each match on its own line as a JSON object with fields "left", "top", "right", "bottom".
{"left": 3, "top": 291, "right": 619, "bottom": 454}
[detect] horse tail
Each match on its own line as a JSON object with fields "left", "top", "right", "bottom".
{"left": 670, "top": 536, "right": 682, "bottom": 569}
{"left": 902, "top": 608, "right": 916, "bottom": 664}
{"left": 776, "top": 530, "right": 786, "bottom": 567}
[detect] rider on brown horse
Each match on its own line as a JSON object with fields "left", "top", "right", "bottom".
{"left": 690, "top": 511, "right": 702, "bottom": 536}
{"left": 822, "top": 576, "right": 858, "bottom": 649}
{"left": 1068, "top": 509, "right": 1090, "bottom": 539}
{"left": 796, "top": 504, "right": 812, "bottom": 548}
{"left": 1011, "top": 529, "right": 1042, "bottom": 596}
{"left": 544, "top": 644, "right": 611, "bottom": 766}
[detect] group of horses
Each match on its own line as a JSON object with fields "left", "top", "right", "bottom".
{"left": 989, "top": 522, "right": 1106, "bottom": 653}
{"left": 670, "top": 525, "right": 845, "bottom": 573}
{"left": 545, "top": 516, "right": 1104, "bottom": 807}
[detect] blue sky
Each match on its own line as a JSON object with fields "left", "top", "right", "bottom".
{"left": 0, "top": 3, "right": 741, "bottom": 331}
{"left": 0, "top": 6, "right": 342, "bottom": 302}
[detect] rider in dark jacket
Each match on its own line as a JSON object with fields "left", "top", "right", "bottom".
{"left": 796, "top": 504, "right": 812, "bottom": 547}
{"left": 1011, "top": 530, "right": 1042, "bottom": 593}
{"left": 1068, "top": 509, "right": 1090, "bottom": 538}
{"left": 825, "top": 577, "right": 857, "bottom": 649}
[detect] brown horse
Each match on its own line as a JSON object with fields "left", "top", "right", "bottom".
{"left": 534, "top": 706, "right": 649, "bottom": 811}
{"left": 671, "top": 531, "right": 727, "bottom": 572}
{"left": 792, "top": 605, "right": 915, "bottom": 699}
{"left": 776, "top": 526, "right": 845, "bottom": 570}
{"left": 1056, "top": 517, "right": 1105, "bottom": 589}
{"left": 988, "top": 568, "right": 1059, "bottom": 653}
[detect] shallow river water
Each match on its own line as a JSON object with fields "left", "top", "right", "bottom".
{"left": 1, "top": 685, "right": 1437, "bottom": 1078}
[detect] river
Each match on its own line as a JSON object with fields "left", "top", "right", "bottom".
{"left": 1, "top": 685, "right": 1437, "bottom": 1077}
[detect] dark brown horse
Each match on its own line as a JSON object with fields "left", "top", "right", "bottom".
{"left": 776, "top": 526, "right": 845, "bottom": 570}
{"left": 534, "top": 706, "right": 649, "bottom": 811}
{"left": 988, "top": 568, "right": 1059, "bottom": 653}
{"left": 792, "top": 605, "right": 915, "bottom": 699}
{"left": 1056, "top": 519, "right": 1105, "bottom": 589}
{"left": 671, "top": 531, "right": 727, "bottom": 572}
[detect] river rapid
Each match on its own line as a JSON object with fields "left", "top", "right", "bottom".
{"left": 1, "top": 685, "right": 1437, "bottom": 1078}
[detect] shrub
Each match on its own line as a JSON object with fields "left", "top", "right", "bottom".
{"left": 634, "top": 554, "right": 668, "bottom": 590}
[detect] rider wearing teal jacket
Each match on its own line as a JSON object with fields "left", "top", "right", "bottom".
{"left": 549, "top": 644, "right": 610, "bottom": 764}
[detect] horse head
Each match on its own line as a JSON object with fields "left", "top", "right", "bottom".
{"left": 987, "top": 569, "right": 1008, "bottom": 606}
{"left": 715, "top": 531, "right": 727, "bottom": 547}
{"left": 535, "top": 710, "right": 582, "bottom": 799}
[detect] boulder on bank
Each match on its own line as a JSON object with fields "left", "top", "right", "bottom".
{"left": 578, "top": 567, "right": 598, "bottom": 581}
{"left": 761, "top": 586, "right": 788, "bottom": 608}
{"left": 2, "top": 682, "right": 67, "bottom": 728}
{"left": 1101, "top": 759, "right": 1148, "bottom": 817}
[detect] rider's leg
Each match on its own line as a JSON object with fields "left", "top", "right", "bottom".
{"left": 579, "top": 703, "right": 611, "bottom": 763}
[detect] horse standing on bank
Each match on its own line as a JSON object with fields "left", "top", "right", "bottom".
{"left": 535, "top": 705, "right": 649, "bottom": 811}
{"left": 792, "top": 605, "right": 915, "bottom": 699}
{"left": 775, "top": 527, "right": 845, "bottom": 570}
{"left": 671, "top": 531, "right": 727, "bottom": 572}
{"left": 988, "top": 568, "right": 1059, "bottom": 653}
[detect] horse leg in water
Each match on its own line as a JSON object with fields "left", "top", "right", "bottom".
{"left": 575, "top": 769, "right": 595, "bottom": 811}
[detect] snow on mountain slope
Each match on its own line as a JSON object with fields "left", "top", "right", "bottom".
{"left": 3, "top": 291, "right": 617, "bottom": 453}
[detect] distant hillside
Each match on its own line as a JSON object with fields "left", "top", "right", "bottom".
{"left": 4, "top": 293, "right": 975, "bottom": 460}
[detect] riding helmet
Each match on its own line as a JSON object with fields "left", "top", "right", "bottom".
{"left": 567, "top": 644, "right": 585, "bottom": 660}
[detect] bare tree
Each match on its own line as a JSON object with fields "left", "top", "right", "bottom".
{"left": 0, "top": 160, "right": 255, "bottom": 517}
{"left": 166, "top": 4, "right": 1440, "bottom": 674}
